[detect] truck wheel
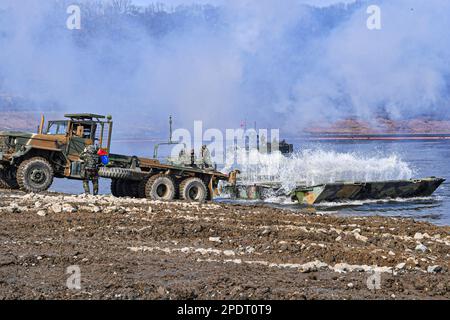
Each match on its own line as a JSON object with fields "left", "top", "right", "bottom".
{"left": 0, "top": 166, "right": 19, "bottom": 189}
{"left": 179, "top": 177, "right": 207, "bottom": 202}
{"left": 17, "top": 157, "right": 54, "bottom": 193}
{"left": 145, "top": 174, "right": 176, "bottom": 201}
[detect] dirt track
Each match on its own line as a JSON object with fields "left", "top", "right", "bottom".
{"left": 0, "top": 190, "right": 449, "bottom": 300}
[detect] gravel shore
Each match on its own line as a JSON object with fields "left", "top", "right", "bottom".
{"left": 0, "top": 190, "right": 449, "bottom": 299}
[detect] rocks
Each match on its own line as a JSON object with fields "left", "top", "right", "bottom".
{"left": 209, "top": 237, "right": 222, "bottom": 243}
{"left": 91, "top": 206, "right": 101, "bottom": 213}
{"left": 427, "top": 265, "right": 442, "bottom": 273}
{"left": 261, "top": 227, "right": 271, "bottom": 236}
{"left": 299, "top": 260, "right": 328, "bottom": 273}
{"left": 415, "top": 243, "right": 428, "bottom": 253}
{"left": 395, "top": 263, "right": 406, "bottom": 270}
{"left": 6, "top": 202, "right": 21, "bottom": 213}
{"left": 414, "top": 232, "right": 424, "bottom": 240}
{"left": 245, "top": 246, "right": 255, "bottom": 254}
{"left": 223, "top": 250, "right": 235, "bottom": 257}
{"left": 354, "top": 232, "right": 368, "bottom": 243}
{"left": 50, "top": 203, "right": 62, "bottom": 214}
{"left": 347, "top": 283, "right": 354, "bottom": 289}
{"left": 62, "top": 204, "right": 77, "bottom": 213}
{"left": 36, "top": 210, "right": 47, "bottom": 217}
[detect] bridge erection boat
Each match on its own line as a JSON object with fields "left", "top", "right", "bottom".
{"left": 223, "top": 177, "right": 446, "bottom": 205}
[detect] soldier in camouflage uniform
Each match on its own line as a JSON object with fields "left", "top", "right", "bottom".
{"left": 200, "top": 145, "right": 213, "bottom": 169}
{"left": 80, "top": 145, "right": 99, "bottom": 195}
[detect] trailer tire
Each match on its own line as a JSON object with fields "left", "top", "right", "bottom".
{"left": 127, "top": 181, "right": 140, "bottom": 198}
{"left": 138, "top": 178, "right": 148, "bottom": 198}
{"left": 111, "top": 179, "right": 120, "bottom": 197}
{"left": 0, "top": 166, "right": 19, "bottom": 190}
{"left": 116, "top": 180, "right": 128, "bottom": 197}
{"left": 145, "top": 174, "right": 176, "bottom": 201}
{"left": 99, "top": 167, "right": 142, "bottom": 181}
{"left": 17, "top": 157, "right": 54, "bottom": 193}
{"left": 179, "top": 177, "right": 207, "bottom": 202}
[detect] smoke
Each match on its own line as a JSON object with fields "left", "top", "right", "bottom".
{"left": 0, "top": 0, "right": 449, "bottom": 136}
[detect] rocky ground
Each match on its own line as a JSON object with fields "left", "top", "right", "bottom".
{"left": 0, "top": 190, "right": 449, "bottom": 300}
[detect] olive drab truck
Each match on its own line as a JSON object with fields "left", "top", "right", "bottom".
{"left": 0, "top": 114, "right": 113, "bottom": 192}
{"left": 0, "top": 113, "right": 236, "bottom": 202}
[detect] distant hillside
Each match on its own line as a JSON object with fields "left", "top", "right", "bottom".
{"left": 306, "top": 118, "right": 450, "bottom": 135}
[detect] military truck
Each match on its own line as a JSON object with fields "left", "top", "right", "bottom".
{"left": 0, "top": 113, "right": 236, "bottom": 202}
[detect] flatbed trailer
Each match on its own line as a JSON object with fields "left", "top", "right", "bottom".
{"left": 101, "top": 153, "right": 234, "bottom": 201}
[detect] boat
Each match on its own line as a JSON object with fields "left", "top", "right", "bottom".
{"left": 222, "top": 177, "right": 445, "bottom": 205}
{"left": 291, "top": 177, "right": 445, "bottom": 204}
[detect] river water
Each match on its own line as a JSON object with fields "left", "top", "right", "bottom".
{"left": 50, "top": 139, "right": 450, "bottom": 226}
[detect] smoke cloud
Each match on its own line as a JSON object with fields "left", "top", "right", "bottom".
{"left": 0, "top": 0, "right": 449, "bottom": 136}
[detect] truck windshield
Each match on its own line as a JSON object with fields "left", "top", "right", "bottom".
{"left": 46, "top": 121, "right": 68, "bottom": 135}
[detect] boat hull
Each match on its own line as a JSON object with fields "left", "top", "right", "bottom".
{"left": 291, "top": 177, "right": 446, "bottom": 205}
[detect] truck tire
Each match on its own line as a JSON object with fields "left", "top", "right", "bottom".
{"left": 179, "top": 177, "right": 207, "bottom": 202}
{"left": 17, "top": 157, "right": 54, "bottom": 193}
{"left": 0, "top": 166, "right": 19, "bottom": 189}
{"left": 145, "top": 174, "right": 176, "bottom": 201}
{"left": 99, "top": 167, "right": 143, "bottom": 181}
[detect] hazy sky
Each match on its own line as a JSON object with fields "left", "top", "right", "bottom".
{"left": 131, "top": 0, "right": 357, "bottom": 7}
{"left": 1, "top": 0, "right": 449, "bottom": 134}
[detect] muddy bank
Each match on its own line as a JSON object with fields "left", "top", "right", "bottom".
{"left": 0, "top": 190, "right": 449, "bottom": 300}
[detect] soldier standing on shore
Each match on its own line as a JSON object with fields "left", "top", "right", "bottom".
{"left": 80, "top": 145, "right": 100, "bottom": 195}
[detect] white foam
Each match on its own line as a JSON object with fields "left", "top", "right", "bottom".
{"left": 225, "top": 148, "right": 414, "bottom": 192}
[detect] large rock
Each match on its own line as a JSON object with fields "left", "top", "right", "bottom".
{"left": 36, "top": 210, "right": 47, "bottom": 217}
{"left": 51, "top": 203, "right": 62, "bottom": 214}
{"left": 62, "top": 204, "right": 77, "bottom": 213}
{"left": 427, "top": 265, "right": 442, "bottom": 273}
{"left": 415, "top": 243, "right": 428, "bottom": 253}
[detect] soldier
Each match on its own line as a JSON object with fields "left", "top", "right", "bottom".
{"left": 200, "top": 145, "right": 213, "bottom": 169}
{"left": 80, "top": 145, "right": 100, "bottom": 195}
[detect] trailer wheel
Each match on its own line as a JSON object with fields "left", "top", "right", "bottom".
{"left": 145, "top": 174, "right": 176, "bottom": 201}
{"left": 127, "top": 181, "right": 140, "bottom": 198}
{"left": 116, "top": 180, "right": 130, "bottom": 197}
{"left": 17, "top": 157, "right": 54, "bottom": 193}
{"left": 0, "top": 166, "right": 19, "bottom": 190}
{"left": 179, "top": 177, "right": 207, "bottom": 202}
{"left": 138, "top": 178, "right": 148, "bottom": 198}
{"left": 111, "top": 179, "right": 120, "bottom": 197}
